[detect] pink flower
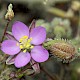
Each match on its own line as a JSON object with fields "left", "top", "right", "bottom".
{"left": 1, "top": 21, "right": 49, "bottom": 68}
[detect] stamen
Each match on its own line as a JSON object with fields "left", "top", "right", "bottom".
{"left": 23, "top": 36, "right": 28, "bottom": 39}
{"left": 27, "top": 39, "right": 31, "bottom": 43}
{"left": 20, "top": 45, "right": 23, "bottom": 49}
{"left": 19, "top": 39, "right": 23, "bottom": 42}
{"left": 30, "top": 46, "right": 34, "bottom": 49}
{"left": 19, "top": 36, "right": 28, "bottom": 42}
{"left": 26, "top": 43, "right": 30, "bottom": 48}
{"left": 19, "top": 36, "right": 33, "bottom": 53}
{"left": 23, "top": 49, "right": 27, "bottom": 53}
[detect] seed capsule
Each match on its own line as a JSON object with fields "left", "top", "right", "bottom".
{"left": 50, "top": 39, "right": 76, "bottom": 62}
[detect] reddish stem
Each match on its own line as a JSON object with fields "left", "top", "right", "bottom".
{"left": 1, "top": 20, "right": 10, "bottom": 43}
{"left": 41, "top": 66, "right": 58, "bottom": 80}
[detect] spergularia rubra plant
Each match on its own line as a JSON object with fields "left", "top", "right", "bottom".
{"left": 1, "top": 21, "right": 49, "bottom": 68}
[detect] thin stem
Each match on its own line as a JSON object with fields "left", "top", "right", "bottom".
{"left": 41, "top": 66, "right": 58, "bottom": 80}
{"left": 61, "top": 63, "right": 71, "bottom": 80}
{"left": 1, "top": 20, "right": 10, "bottom": 43}
{"left": 76, "top": 18, "right": 80, "bottom": 39}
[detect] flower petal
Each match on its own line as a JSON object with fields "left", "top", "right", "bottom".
{"left": 1, "top": 40, "right": 20, "bottom": 55}
{"left": 30, "top": 27, "right": 46, "bottom": 45}
{"left": 14, "top": 52, "right": 31, "bottom": 68}
{"left": 12, "top": 21, "right": 29, "bottom": 41}
{"left": 31, "top": 46, "right": 49, "bottom": 62}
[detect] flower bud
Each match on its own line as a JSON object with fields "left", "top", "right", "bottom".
{"left": 71, "top": 1, "right": 80, "bottom": 11}
{"left": 5, "top": 4, "right": 14, "bottom": 21}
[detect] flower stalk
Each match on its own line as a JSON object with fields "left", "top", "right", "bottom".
{"left": 1, "top": 21, "right": 10, "bottom": 43}
{"left": 1, "top": 3, "right": 14, "bottom": 43}
{"left": 41, "top": 66, "right": 58, "bottom": 80}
